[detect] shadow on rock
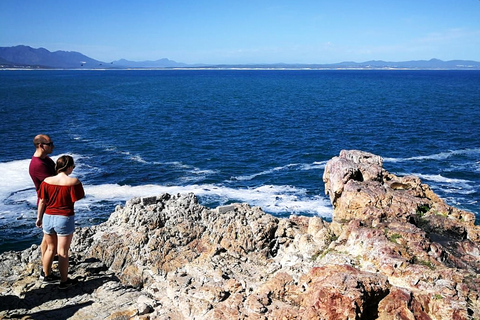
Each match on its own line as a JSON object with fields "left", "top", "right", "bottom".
{"left": 2, "top": 274, "right": 118, "bottom": 317}
{"left": 8, "top": 301, "right": 94, "bottom": 320}
{"left": 11, "top": 301, "right": 93, "bottom": 320}
{"left": 0, "top": 295, "right": 22, "bottom": 312}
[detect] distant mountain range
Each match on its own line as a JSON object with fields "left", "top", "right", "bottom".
{"left": 1, "top": 45, "right": 480, "bottom": 70}
{"left": 0, "top": 45, "right": 106, "bottom": 69}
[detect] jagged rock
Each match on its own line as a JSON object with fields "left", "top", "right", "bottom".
{"left": 1, "top": 150, "right": 479, "bottom": 319}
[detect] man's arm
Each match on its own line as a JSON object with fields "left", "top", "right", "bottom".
{"left": 36, "top": 198, "right": 46, "bottom": 228}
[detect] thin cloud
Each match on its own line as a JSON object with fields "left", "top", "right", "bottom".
{"left": 416, "top": 28, "right": 480, "bottom": 45}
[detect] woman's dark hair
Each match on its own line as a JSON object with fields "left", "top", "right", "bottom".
{"left": 55, "top": 155, "right": 75, "bottom": 173}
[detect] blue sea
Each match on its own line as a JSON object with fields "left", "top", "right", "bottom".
{"left": 0, "top": 69, "right": 479, "bottom": 253}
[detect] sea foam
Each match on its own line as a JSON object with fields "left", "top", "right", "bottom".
{"left": 81, "top": 182, "right": 332, "bottom": 217}
{"left": 383, "top": 148, "right": 480, "bottom": 163}
{"left": 0, "top": 157, "right": 333, "bottom": 228}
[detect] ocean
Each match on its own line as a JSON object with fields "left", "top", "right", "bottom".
{"left": 0, "top": 69, "right": 479, "bottom": 253}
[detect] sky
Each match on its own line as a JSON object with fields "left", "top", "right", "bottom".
{"left": 1, "top": 0, "right": 479, "bottom": 64}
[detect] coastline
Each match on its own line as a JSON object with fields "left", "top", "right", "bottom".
{"left": 1, "top": 70, "right": 479, "bottom": 257}
{"left": 2, "top": 67, "right": 480, "bottom": 71}
{"left": 1, "top": 150, "right": 479, "bottom": 319}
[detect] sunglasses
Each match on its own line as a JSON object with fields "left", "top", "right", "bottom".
{"left": 42, "top": 142, "right": 54, "bottom": 146}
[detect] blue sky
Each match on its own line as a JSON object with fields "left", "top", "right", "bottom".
{"left": 1, "top": 0, "right": 479, "bottom": 64}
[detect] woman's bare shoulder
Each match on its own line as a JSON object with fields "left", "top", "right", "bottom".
{"left": 43, "top": 176, "right": 55, "bottom": 184}
{"left": 67, "top": 177, "right": 82, "bottom": 186}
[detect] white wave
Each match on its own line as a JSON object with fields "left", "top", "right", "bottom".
{"left": 0, "top": 156, "right": 332, "bottom": 225}
{"left": 299, "top": 161, "right": 327, "bottom": 171}
{"left": 129, "top": 155, "right": 148, "bottom": 164}
{"left": 232, "top": 161, "right": 326, "bottom": 181}
{"left": 412, "top": 173, "right": 476, "bottom": 196}
{"left": 441, "top": 188, "right": 476, "bottom": 195}
{"left": 72, "top": 158, "right": 324, "bottom": 212}
{"left": 234, "top": 166, "right": 286, "bottom": 181}
{"left": 384, "top": 148, "right": 480, "bottom": 163}
{"left": 178, "top": 170, "right": 219, "bottom": 184}
{"left": 0, "top": 159, "right": 33, "bottom": 198}
{"left": 0, "top": 154, "right": 84, "bottom": 206}
{"left": 75, "top": 137, "right": 145, "bottom": 163}
{"left": 414, "top": 173, "right": 472, "bottom": 184}
{"left": 79, "top": 183, "right": 333, "bottom": 217}
{"left": 0, "top": 159, "right": 37, "bottom": 222}
{"left": 163, "top": 161, "right": 192, "bottom": 168}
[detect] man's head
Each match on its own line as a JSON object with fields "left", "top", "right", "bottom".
{"left": 33, "top": 134, "right": 54, "bottom": 155}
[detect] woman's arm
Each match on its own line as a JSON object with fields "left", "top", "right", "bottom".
{"left": 36, "top": 198, "right": 46, "bottom": 228}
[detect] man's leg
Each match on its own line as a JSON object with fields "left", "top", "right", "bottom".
{"left": 42, "top": 233, "right": 57, "bottom": 276}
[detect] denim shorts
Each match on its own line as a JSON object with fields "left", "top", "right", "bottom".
{"left": 42, "top": 214, "right": 75, "bottom": 236}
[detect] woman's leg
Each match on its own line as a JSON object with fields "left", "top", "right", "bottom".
{"left": 40, "top": 235, "right": 46, "bottom": 259}
{"left": 41, "top": 234, "right": 57, "bottom": 259}
{"left": 42, "top": 233, "right": 57, "bottom": 276}
{"left": 57, "top": 233, "right": 73, "bottom": 282}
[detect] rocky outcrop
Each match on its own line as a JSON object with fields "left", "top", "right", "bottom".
{"left": 1, "top": 150, "right": 479, "bottom": 319}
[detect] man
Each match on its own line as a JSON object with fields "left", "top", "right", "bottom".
{"left": 29, "top": 134, "right": 56, "bottom": 281}
{"left": 29, "top": 134, "right": 55, "bottom": 191}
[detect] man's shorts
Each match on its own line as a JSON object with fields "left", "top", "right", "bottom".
{"left": 42, "top": 214, "right": 75, "bottom": 236}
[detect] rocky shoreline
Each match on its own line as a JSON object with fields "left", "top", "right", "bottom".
{"left": 1, "top": 150, "right": 479, "bottom": 319}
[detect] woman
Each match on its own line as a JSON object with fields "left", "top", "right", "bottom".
{"left": 36, "top": 155, "right": 84, "bottom": 289}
